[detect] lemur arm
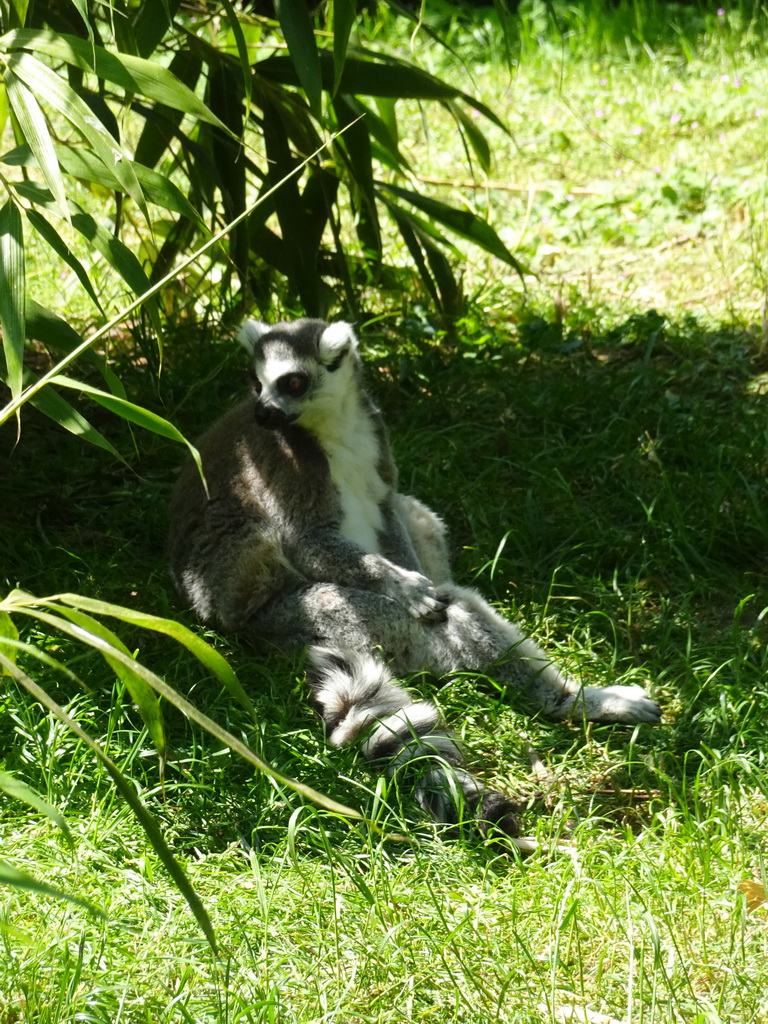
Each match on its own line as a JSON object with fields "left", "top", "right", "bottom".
{"left": 284, "top": 522, "right": 448, "bottom": 621}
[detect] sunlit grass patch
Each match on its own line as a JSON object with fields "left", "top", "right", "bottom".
{"left": 384, "top": 0, "right": 768, "bottom": 323}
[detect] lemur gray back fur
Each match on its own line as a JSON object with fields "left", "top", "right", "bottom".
{"left": 169, "top": 318, "right": 661, "bottom": 844}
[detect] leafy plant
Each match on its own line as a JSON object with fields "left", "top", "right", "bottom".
{"left": 0, "top": 590, "right": 366, "bottom": 948}
{"left": 0, "top": 0, "right": 521, "bottom": 447}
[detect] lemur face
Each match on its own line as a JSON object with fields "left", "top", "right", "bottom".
{"left": 238, "top": 319, "right": 359, "bottom": 431}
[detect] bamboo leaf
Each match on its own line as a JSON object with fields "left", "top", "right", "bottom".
{"left": 0, "top": 128, "right": 340, "bottom": 426}
{"left": 0, "top": 29, "right": 228, "bottom": 131}
{"left": 0, "top": 771, "right": 74, "bottom": 849}
{"left": 6, "top": 0, "right": 30, "bottom": 26}
{"left": 258, "top": 51, "right": 459, "bottom": 100}
{"left": 133, "top": 0, "right": 182, "bottom": 59}
{"left": 358, "top": 98, "right": 410, "bottom": 173}
{"left": 0, "top": 611, "right": 19, "bottom": 668}
{"left": 133, "top": 49, "right": 203, "bottom": 169}
{"left": 0, "top": 198, "right": 25, "bottom": 406}
{"left": 68, "top": 204, "right": 163, "bottom": 338}
{"left": 0, "top": 78, "right": 8, "bottom": 140}
{"left": 457, "top": 91, "right": 510, "bottom": 135}
{"left": 445, "top": 99, "right": 492, "bottom": 175}
{"left": 332, "top": 0, "right": 356, "bottom": 96}
{"left": 55, "top": 146, "right": 205, "bottom": 229}
{"left": 6, "top": 51, "right": 150, "bottom": 223}
{"left": 57, "top": 593, "right": 259, "bottom": 725}
{"left": 25, "top": 300, "right": 125, "bottom": 397}
{"left": 220, "top": 0, "right": 252, "bottom": 113}
{"left": 262, "top": 98, "right": 322, "bottom": 314}
{"left": 333, "top": 94, "right": 380, "bottom": 256}
{"left": 1, "top": 611, "right": 362, "bottom": 820}
{"left": 4, "top": 70, "right": 70, "bottom": 222}
{"left": 381, "top": 194, "right": 464, "bottom": 316}
{"left": 25, "top": 208, "right": 103, "bottom": 312}
{"left": 258, "top": 49, "right": 510, "bottom": 132}
{"left": 48, "top": 374, "right": 204, "bottom": 481}
{"left": 133, "top": 99, "right": 182, "bottom": 175}
{"left": 36, "top": 605, "right": 167, "bottom": 765}
{"left": 0, "top": 650, "right": 215, "bottom": 950}
{"left": 384, "top": 199, "right": 439, "bottom": 309}
{"left": 376, "top": 182, "right": 527, "bottom": 277}
{"left": 67, "top": 0, "right": 94, "bottom": 43}
{"left": 25, "top": 374, "right": 121, "bottom": 456}
{"left": 273, "top": 0, "right": 322, "bottom": 116}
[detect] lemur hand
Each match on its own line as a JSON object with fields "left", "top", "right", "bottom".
{"left": 394, "top": 568, "right": 450, "bottom": 622}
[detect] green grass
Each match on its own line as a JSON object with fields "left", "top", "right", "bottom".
{"left": 392, "top": 0, "right": 768, "bottom": 323}
{"left": 3, "top": 3, "right": 768, "bottom": 1022}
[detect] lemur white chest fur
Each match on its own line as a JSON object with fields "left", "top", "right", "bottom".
{"left": 300, "top": 395, "right": 387, "bottom": 555}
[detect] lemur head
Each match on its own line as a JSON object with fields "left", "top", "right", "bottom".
{"left": 238, "top": 318, "right": 361, "bottom": 432}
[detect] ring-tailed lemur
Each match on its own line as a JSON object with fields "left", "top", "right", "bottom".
{"left": 169, "top": 319, "right": 661, "bottom": 841}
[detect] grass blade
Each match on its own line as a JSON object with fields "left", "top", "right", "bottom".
{"left": 0, "top": 772, "right": 74, "bottom": 849}
{"left": 0, "top": 860, "right": 103, "bottom": 915}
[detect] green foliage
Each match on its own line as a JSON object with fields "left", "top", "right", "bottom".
{"left": 0, "top": 0, "right": 520, "bottom": 447}
{"left": 0, "top": 590, "right": 366, "bottom": 949}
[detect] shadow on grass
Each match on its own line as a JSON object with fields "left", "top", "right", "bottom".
{"left": 2, "top": 308, "right": 767, "bottom": 850}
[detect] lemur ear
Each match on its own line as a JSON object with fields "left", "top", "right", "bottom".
{"left": 318, "top": 321, "right": 358, "bottom": 366}
{"left": 238, "top": 320, "right": 270, "bottom": 356}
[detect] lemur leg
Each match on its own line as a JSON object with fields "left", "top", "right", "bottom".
{"left": 249, "top": 582, "right": 657, "bottom": 837}
{"left": 387, "top": 498, "right": 658, "bottom": 723}
{"left": 434, "top": 584, "right": 661, "bottom": 725}
{"left": 250, "top": 582, "right": 660, "bottom": 725}
{"left": 250, "top": 583, "right": 524, "bottom": 838}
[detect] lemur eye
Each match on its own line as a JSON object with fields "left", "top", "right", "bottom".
{"left": 250, "top": 374, "right": 263, "bottom": 396}
{"left": 277, "top": 373, "right": 309, "bottom": 397}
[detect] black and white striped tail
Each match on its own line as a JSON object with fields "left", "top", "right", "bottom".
{"left": 306, "top": 646, "right": 524, "bottom": 843}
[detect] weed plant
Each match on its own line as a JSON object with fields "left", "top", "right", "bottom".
{"left": 2, "top": 3, "right": 768, "bottom": 1023}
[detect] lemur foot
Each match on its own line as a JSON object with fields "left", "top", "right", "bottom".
{"left": 557, "top": 684, "right": 661, "bottom": 725}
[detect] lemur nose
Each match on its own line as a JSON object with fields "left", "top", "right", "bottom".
{"left": 254, "top": 403, "right": 297, "bottom": 429}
